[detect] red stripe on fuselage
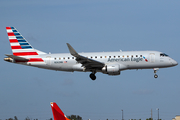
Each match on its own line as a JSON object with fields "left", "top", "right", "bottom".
{"left": 11, "top": 46, "right": 22, "bottom": 49}
{"left": 10, "top": 39, "right": 18, "bottom": 43}
{"left": 16, "top": 58, "right": 44, "bottom": 62}
{"left": 13, "top": 52, "right": 38, "bottom": 56}
{"left": 28, "top": 58, "right": 44, "bottom": 62}
{"left": 8, "top": 33, "right": 15, "bottom": 36}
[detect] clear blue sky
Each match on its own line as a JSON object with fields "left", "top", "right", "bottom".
{"left": 0, "top": 1, "right": 180, "bottom": 120}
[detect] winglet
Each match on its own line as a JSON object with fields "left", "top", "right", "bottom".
{"left": 66, "top": 43, "right": 79, "bottom": 57}
{"left": 50, "top": 102, "right": 70, "bottom": 120}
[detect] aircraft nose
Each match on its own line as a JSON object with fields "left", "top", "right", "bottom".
{"left": 171, "top": 59, "right": 178, "bottom": 66}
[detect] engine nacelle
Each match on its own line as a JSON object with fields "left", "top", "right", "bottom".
{"left": 102, "top": 64, "right": 120, "bottom": 75}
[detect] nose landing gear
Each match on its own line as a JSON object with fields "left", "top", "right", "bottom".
{"left": 154, "top": 74, "right": 158, "bottom": 78}
{"left": 153, "top": 68, "right": 159, "bottom": 78}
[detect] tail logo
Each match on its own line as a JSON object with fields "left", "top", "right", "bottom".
{"left": 6, "top": 27, "right": 46, "bottom": 63}
{"left": 6, "top": 27, "right": 38, "bottom": 56}
{"left": 50, "top": 102, "right": 70, "bottom": 120}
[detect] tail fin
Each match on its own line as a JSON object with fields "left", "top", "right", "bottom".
{"left": 6, "top": 27, "right": 46, "bottom": 56}
{"left": 50, "top": 102, "right": 70, "bottom": 120}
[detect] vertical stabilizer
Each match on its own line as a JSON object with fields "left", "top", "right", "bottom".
{"left": 6, "top": 27, "right": 46, "bottom": 56}
{"left": 50, "top": 102, "right": 70, "bottom": 120}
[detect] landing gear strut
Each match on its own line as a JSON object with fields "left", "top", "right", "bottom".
{"left": 153, "top": 68, "right": 159, "bottom": 78}
{"left": 89, "top": 72, "right": 96, "bottom": 80}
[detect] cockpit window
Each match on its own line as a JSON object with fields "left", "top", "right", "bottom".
{"left": 164, "top": 53, "right": 168, "bottom": 56}
{"left": 160, "top": 53, "right": 169, "bottom": 57}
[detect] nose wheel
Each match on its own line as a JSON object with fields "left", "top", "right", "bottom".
{"left": 153, "top": 68, "right": 159, "bottom": 78}
{"left": 154, "top": 74, "right": 158, "bottom": 78}
{"left": 89, "top": 73, "right": 96, "bottom": 80}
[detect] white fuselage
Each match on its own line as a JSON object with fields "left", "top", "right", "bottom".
{"left": 18, "top": 51, "right": 177, "bottom": 74}
{"left": 5, "top": 27, "right": 178, "bottom": 80}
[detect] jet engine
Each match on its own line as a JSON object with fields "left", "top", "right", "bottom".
{"left": 102, "top": 64, "right": 120, "bottom": 75}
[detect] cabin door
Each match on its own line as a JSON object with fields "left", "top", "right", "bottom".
{"left": 149, "top": 53, "right": 155, "bottom": 63}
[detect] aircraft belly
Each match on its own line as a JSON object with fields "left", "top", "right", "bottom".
{"left": 53, "top": 64, "right": 74, "bottom": 71}
{"left": 72, "top": 64, "right": 84, "bottom": 71}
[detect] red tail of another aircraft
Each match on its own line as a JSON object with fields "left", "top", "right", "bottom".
{"left": 50, "top": 102, "right": 70, "bottom": 120}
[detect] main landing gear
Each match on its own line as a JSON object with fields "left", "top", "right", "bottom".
{"left": 89, "top": 72, "right": 96, "bottom": 80}
{"left": 153, "top": 68, "right": 159, "bottom": 78}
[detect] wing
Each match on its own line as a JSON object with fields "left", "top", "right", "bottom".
{"left": 66, "top": 43, "right": 105, "bottom": 70}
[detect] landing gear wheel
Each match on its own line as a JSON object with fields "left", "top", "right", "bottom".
{"left": 153, "top": 68, "right": 159, "bottom": 79}
{"left": 90, "top": 73, "right": 96, "bottom": 80}
{"left": 154, "top": 74, "right": 158, "bottom": 78}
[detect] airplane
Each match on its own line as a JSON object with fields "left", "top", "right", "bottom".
{"left": 50, "top": 102, "right": 70, "bottom": 120}
{"left": 4, "top": 27, "right": 178, "bottom": 80}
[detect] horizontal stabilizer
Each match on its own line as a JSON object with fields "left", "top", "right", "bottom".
{"left": 5, "top": 54, "right": 29, "bottom": 61}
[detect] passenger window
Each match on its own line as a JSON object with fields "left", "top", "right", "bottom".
{"left": 95, "top": 56, "right": 97, "bottom": 58}
{"left": 68, "top": 57, "right": 70, "bottom": 59}
{"left": 54, "top": 58, "right": 56, "bottom": 60}
{"left": 136, "top": 55, "right": 138, "bottom": 57}
{"left": 118, "top": 56, "right": 120, "bottom": 58}
{"left": 72, "top": 57, "right": 74, "bottom": 59}
{"left": 140, "top": 55, "right": 142, "bottom": 57}
{"left": 59, "top": 57, "right": 61, "bottom": 60}
{"left": 114, "top": 56, "right": 116, "bottom": 58}
{"left": 105, "top": 56, "right": 107, "bottom": 58}
{"left": 131, "top": 55, "right": 133, "bottom": 58}
{"left": 91, "top": 57, "right": 93, "bottom": 59}
{"left": 127, "top": 55, "right": 129, "bottom": 58}
{"left": 109, "top": 56, "right": 111, "bottom": 58}
{"left": 100, "top": 56, "right": 102, "bottom": 58}
{"left": 63, "top": 57, "right": 65, "bottom": 59}
{"left": 123, "top": 55, "right": 124, "bottom": 58}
